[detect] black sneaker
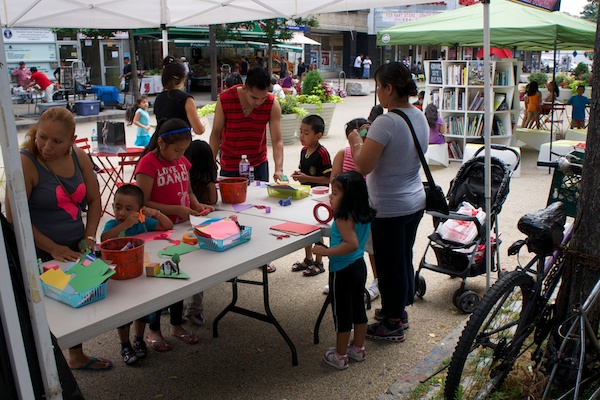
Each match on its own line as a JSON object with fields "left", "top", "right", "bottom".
{"left": 366, "top": 320, "right": 405, "bottom": 342}
{"left": 374, "top": 309, "right": 409, "bottom": 329}
{"left": 121, "top": 347, "right": 139, "bottom": 365}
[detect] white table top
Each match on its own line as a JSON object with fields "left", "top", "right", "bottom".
{"left": 215, "top": 183, "right": 332, "bottom": 236}
{"left": 44, "top": 211, "right": 321, "bottom": 348}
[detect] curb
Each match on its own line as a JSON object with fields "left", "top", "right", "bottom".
{"left": 376, "top": 318, "right": 468, "bottom": 400}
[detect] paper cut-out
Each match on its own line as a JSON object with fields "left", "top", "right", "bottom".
{"left": 158, "top": 243, "right": 199, "bottom": 258}
{"left": 278, "top": 196, "right": 292, "bottom": 206}
{"left": 232, "top": 203, "right": 254, "bottom": 213}
{"left": 270, "top": 222, "right": 321, "bottom": 236}
{"left": 40, "top": 268, "right": 71, "bottom": 290}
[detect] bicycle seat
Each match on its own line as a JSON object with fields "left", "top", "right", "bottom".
{"left": 517, "top": 202, "right": 567, "bottom": 256}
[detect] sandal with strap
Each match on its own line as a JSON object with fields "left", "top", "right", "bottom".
{"left": 292, "top": 258, "right": 313, "bottom": 272}
{"left": 303, "top": 262, "right": 325, "bottom": 277}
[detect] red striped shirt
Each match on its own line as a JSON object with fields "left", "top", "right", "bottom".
{"left": 219, "top": 85, "right": 274, "bottom": 171}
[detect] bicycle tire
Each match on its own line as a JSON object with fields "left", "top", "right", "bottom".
{"left": 445, "top": 270, "right": 535, "bottom": 400}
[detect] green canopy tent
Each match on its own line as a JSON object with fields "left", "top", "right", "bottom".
{"left": 377, "top": 0, "right": 596, "bottom": 50}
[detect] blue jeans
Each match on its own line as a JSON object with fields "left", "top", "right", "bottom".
{"left": 372, "top": 210, "right": 424, "bottom": 320}
{"left": 220, "top": 161, "right": 269, "bottom": 182}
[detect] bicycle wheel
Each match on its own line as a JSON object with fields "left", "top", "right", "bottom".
{"left": 445, "top": 270, "right": 535, "bottom": 400}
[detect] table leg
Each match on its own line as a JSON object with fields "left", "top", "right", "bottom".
{"left": 313, "top": 288, "right": 370, "bottom": 345}
{"left": 212, "top": 265, "right": 299, "bottom": 366}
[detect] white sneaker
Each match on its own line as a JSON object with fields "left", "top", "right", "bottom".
{"left": 366, "top": 279, "right": 379, "bottom": 301}
{"left": 323, "top": 284, "right": 330, "bottom": 294}
{"left": 323, "top": 347, "right": 348, "bottom": 370}
{"left": 346, "top": 344, "right": 366, "bottom": 362}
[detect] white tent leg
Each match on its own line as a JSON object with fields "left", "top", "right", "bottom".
{"left": 483, "top": 0, "right": 492, "bottom": 289}
{"left": 0, "top": 19, "right": 62, "bottom": 400}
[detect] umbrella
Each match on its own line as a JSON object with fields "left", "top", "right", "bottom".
{"left": 0, "top": 1, "right": 435, "bottom": 398}
{"left": 475, "top": 47, "right": 513, "bottom": 59}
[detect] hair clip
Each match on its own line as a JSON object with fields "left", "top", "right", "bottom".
{"left": 160, "top": 127, "right": 191, "bottom": 138}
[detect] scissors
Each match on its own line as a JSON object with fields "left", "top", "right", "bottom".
{"left": 269, "top": 232, "right": 290, "bottom": 240}
{"left": 154, "top": 233, "right": 181, "bottom": 245}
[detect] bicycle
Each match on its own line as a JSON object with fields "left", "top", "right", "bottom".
{"left": 444, "top": 154, "right": 584, "bottom": 400}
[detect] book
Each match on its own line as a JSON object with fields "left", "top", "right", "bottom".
{"left": 494, "top": 93, "right": 506, "bottom": 111}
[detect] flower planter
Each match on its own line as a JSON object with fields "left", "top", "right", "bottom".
{"left": 299, "top": 103, "right": 337, "bottom": 136}
{"left": 267, "top": 113, "right": 299, "bottom": 145}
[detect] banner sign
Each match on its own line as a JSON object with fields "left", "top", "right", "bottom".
{"left": 509, "top": 0, "right": 561, "bottom": 12}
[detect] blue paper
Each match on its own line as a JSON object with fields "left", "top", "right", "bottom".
{"left": 278, "top": 196, "right": 292, "bottom": 206}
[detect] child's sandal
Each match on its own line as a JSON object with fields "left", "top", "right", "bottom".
{"left": 292, "top": 258, "right": 313, "bottom": 272}
{"left": 133, "top": 338, "right": 147, "bottom": 359}
{"left": 303, "top": 262, "right": 325, "bottom": 276}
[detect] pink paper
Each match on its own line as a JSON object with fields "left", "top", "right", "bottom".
{"left": 198, "top": 220, "right": 240, "bottom": 240}
{"left": 135, "top": 229, "right": 175, "bottom": 242}
{"left": 232, "top": 203, "right": 254, "bottom": 213}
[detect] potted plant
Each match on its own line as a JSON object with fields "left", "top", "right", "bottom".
{"left": 197, "top": 103, "right": 217, "bottom": 131}
{"left": 267, "top": 95, "right": 307, "bottom": 145}
{"left": 298, "top": 70, "right": 342, "bottom": 136}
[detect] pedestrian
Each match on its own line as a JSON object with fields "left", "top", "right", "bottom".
{"left": 240, "top": 56, "right": 250, "bottom": 78}
{"left": 119, "top": 57, "right": 133, "bottom": 93}
{"left": 279, "top": 57, "right": 288, "bottom": 77}
{"left": 25, "top": 67, "right": 54, "bottom": 103}
{"left": 362, "top": 55, "right": 372, "bottom": 79}
{"left": 297, "top": 57, "right": 306, "bottom": 79}
{"left": 354, "top": 54, "right": 363, "bottom": 79}
{"left": 12, "top": 61, "right": 31, "bottom": 87}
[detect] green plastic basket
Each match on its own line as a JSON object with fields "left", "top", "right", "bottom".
{"left": 547, "top": 151, "right": 584, "bottom": 218}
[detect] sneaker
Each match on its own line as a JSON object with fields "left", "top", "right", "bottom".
{"left": 374, "top": 309, "right": 409, "bottom": 329}
{"left": 346, "top": 343, "right": 366, "bottom": 362}
{"left": 323, "top": 284, "right": 330, "bottom": 294}
{"left": 121, "top": 347, "right": 139, "bottom": 365}
{"left": 366, "top": 279, "right": 379, "bottom": 302}
{"left": 132, "top": 338, "right": 147, "bottom": 359}
{"left": 188, "top": 311, "right": 205, "bottom": 326}
{"left": 366, "top": 320, "right": 405, "bottom": 342}
{"left": 323, "top": 347, "right": 349, "bottom": 370}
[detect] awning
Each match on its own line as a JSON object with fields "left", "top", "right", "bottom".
{"left": 283, "top": 32, "right": 321, "bottom": 46}
{"left": 173, "top": 39, "right": 302, "bottom": 52}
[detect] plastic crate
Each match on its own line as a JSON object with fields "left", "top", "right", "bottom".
{"left": 74, "top": 100, "right": 100, "bottom": 116}
{"left": 38, "top": 100, "right": 68, "bottom": 113}
{"left": 41, "top": 281, "right": 107, "bottom": 308}
{"left": 547, "top": 151, "right": 584, "bottom": 218}
{"left": 266, "top": 184, "right": 310, "bottom": 200}
{"left": 196, "top": 226, "right": 252, "bottom": 252}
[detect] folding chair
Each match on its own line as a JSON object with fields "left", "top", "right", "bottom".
{"left": 539, "top": 102, "right": 565, "bottom": 134}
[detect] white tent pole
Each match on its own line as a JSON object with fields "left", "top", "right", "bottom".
{"left": 161, "top": 24, "right": 169, "bottom": 59}
{"left": 483, "top": 0, "right": 492, "bottom": 289}
{"left": 0, "top": 20, "right": 62, "bottom": 400}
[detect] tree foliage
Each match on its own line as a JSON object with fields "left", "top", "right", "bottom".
{"left": 581, "top": 0, "right": 598, "bottom": 22}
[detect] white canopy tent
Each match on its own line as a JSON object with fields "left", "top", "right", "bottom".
{"left": 1, "top": 1, "right": 436, "bottom": 399}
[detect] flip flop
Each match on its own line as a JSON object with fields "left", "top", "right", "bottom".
{"left": 144, "top": 336, "right": 173, "bottom": 352}
{"left": 71, "top": 357, "right": 113, "bottom": 371}
{"left": 267, "top": 263, "right": 277, "bottom": 273}
{"left": 171, "top": 331, "right": 199, "bottom": 345}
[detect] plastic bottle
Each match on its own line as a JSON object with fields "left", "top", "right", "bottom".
{"left": 239, "top": 155, "right": 250, "bottom": 179}
{"left": 248, "top": 166, "right": 255, "bottom": 184}
{"left": 91, "top": 128, "right": 99, "bottom": 153}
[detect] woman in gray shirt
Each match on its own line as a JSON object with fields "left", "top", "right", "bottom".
{"left": 348, "top": 62, "right": 428, "bottom": 342}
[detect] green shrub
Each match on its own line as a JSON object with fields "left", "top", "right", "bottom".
{"left": 277, "top": 95, "right": 308, "bottom": 117}
{"left": 528, "top": 72, "right": 548, "bottom": 88}
{"left": 573, "top": 62, "right": 590, "bottom": 77}
{"left": 301, "top": 70, "right": 324, "bottom": 97}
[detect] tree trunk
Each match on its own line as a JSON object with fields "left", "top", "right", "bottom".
{"left": 128, "top": 30, "right": 140, "bottom": 99}
{"left": 555, "top": 9, "right": 600, "bottom": 343}
{"left": 268, "top": 39, "right": 274, "bottom": 78}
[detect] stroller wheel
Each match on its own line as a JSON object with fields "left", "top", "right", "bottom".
{"left": 457, "top": 290, "right": 480, "bottom": 314}
{"left": 415, "top": 274, "right": 426, "bottom": 298}
{"left": 452, "top": 288, "right": 463, "bottom": 308}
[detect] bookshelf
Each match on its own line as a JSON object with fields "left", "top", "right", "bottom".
{"left": 424, "top": 60, "right": 522, "bottom": 161}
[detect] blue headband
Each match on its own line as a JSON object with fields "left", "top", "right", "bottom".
{"left": 160, "top": 127, "right": 191, "bottom": 138}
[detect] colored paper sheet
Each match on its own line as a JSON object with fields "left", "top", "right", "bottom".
{"left": 198, "top": 220, "right": 240, "bottom": 240}
{"left": 270, "top": 222, "right": 321, "bottom": 236}
{"left": 158, "top": 243, "right": 199, "bottom": 258}
{"left": 40, "top": 268, "right": 71, "bottom": 291}
{"left": 155, "top": 271, "right": 190, "bottom": 279}
{"left": 190, "top": 215, "right": 223, "bottom": 226}
{"left": 69, "top": 270, "right": 114, "bottom": 293}
{"left": 232, "top": 203, "right": 254, "bottom": 213}
{"left": 135, "top": 229, "right": 175, "bottom": 242}
{"left": 268, "top": 184, "right": 298, "bottom": 191}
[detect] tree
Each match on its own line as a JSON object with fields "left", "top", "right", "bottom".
{"left": 581, "top": 0, "right": 599, "bottom": 22}
{"left": 554, "top": 8, "right": 599, "bottom": 352}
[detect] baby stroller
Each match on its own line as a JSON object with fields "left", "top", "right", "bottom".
{"left": 415, "top": 145, "right": 520, "bottom": 313}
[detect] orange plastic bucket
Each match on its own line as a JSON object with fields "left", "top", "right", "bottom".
{"left": 219, "top": 177, "right": 248, "bottom": 204}
{"left": 99, "top": 237, "right": 145, "bottom": 280}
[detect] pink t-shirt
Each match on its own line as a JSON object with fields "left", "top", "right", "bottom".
{"left": 135, "top": 152, "right": 192, "bottom": 224}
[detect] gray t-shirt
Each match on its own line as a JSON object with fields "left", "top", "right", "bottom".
{"left": 366, "top": 107, "right": 428, "bottom": 218}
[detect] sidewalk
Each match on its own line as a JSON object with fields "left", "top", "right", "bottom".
{"left": 10, "top": 81, "right": 555, "bottom": 399}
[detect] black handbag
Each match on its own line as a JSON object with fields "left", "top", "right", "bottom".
{"left": 390, "top": 109, "right": 449, "bottom": 215}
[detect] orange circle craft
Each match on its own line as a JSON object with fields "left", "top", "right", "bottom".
{"left": 182, "top": 232, "right": 198, "bottom": 245}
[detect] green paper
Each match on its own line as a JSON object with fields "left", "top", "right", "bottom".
{"left": 69, "top": 269, "right": 115, "bottom": 293}
{"left": 158, "top": 243, "right": 198, "bottom": 258}
{"left": 155, "top": 271, "right": 190, "bottom": 279}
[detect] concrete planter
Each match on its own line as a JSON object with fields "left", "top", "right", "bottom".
{"left": 299, "top": 103, "right": 337, "bottom": 136}
{"left": 267, "top": 113, "right": 299, "bottom": 145}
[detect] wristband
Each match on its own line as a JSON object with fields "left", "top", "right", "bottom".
{"left": 314, "top": 203, "right": 333, "bottom": 224}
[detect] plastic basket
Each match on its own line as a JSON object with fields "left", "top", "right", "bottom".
{"left": 41, "top": 281, "right": 107, "bottom": 308}
{"left": 547, "top": 151, "right": 584, "bottom": 218}
{"left": 196, "top": 226, "right": 252, "bottom": 252}
{"left": 266, "top": 185, "right": 310, "bottom": 200}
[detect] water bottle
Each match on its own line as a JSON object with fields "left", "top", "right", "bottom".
{"left": 239, "top": 155, "right": 250, "bottom": 179}
{"left": 248, "top": 166, "right": 255, "bottom": 184}
{"left": 91, "top": 128, "right": 99, "bottom": 153}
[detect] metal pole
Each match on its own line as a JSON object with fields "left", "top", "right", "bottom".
{"left": 482, "top": 0, "right": 492, "bottom": 289}
{"left": 0, "top": 17, "right": 62, "bottom": 400}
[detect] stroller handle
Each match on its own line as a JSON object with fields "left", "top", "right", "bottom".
{"left": 473, "top": 145, "right": 521, "bottom": 172}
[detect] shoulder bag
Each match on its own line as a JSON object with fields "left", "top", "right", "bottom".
{"left": 389, "top": 108, "right": 449, "bottom": 215}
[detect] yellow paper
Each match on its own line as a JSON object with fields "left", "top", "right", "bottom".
{"left": 40, "top": 268, "right": 71, "bottom": 290}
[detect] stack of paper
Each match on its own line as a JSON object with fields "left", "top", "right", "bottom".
{"left": 40, "top": 254, "right": 115, "bottom": 294}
